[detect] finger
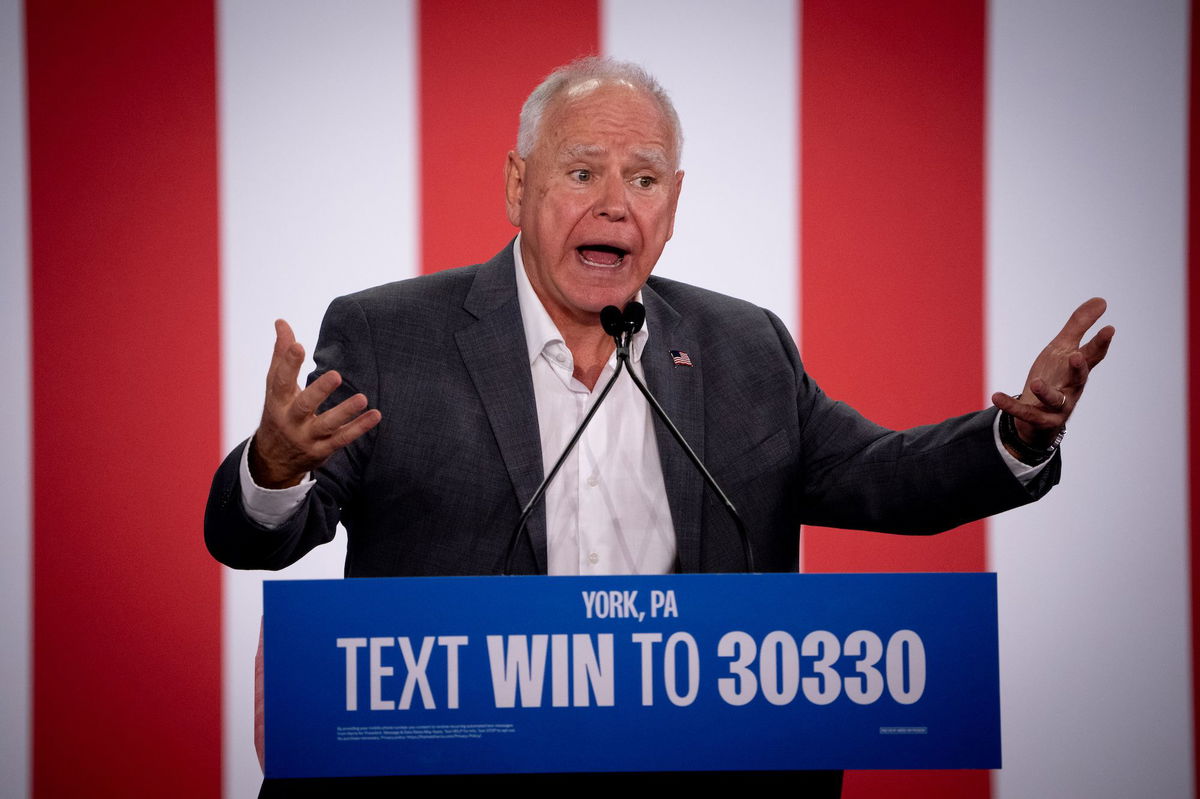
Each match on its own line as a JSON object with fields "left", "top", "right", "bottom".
{"left": 1065, "top": 350, "right": 1090, "bottom": 389}
{"left": 1079, "top": 324, "right": 1115, "bottom": 368}
{"left": 1028, "top": 378, "right": 1070, "bottom": 411}
{"left": 267, "top": 320, "right": 306, "bottom": 399}
{"left": 990, "top": 391, "right": 1016, "bottom": 414}
{"left": 312, "top": 393, "right": 369, "bottom": 437}
{"left": 326, "top": 408, "right": 382, "bottom": 452}
{"left": 991, "top": 392, "right": 1062, "bottom": 428}
{"left": 273, "top": 318, "right": 296, "bottom": 356}
{"left": 270, "top": 342, "right": 305, "bottom": 398}
{"left": 288, "top": 369, "right": 343, "bottom": 423}
{"left": 1054, "top": 297, "right": 1107, "bottom": 345}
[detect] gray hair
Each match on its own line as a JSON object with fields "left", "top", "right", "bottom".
{"left": 516, "top": 56, "right": 684, "bottom": 165}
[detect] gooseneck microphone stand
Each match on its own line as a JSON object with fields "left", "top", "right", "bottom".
{"left": 502, "top": 315, "right": 631, "bottom": 575}
{"left": 609, "top": 303, "right": 755, "bottom": 573}
{"left": 503, "top": 302, "right": 755, "bottom": 574}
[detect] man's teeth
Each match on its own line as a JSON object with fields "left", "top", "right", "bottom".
{"left": 580, "top": 254, "right": 623, "bottom": 267}
{"left": 578, "top": 246, "right": 626, "bottom": 267}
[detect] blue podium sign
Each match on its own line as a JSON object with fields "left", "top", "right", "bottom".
{"left": 263, "top": 573, "right": 999, "bottom": 778}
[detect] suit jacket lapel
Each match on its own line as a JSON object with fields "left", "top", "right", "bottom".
{"left": 641, "top": 283, "right": 705, "bottom": 574}
{"left": 455, "top": 245, "right": 547, "bottom": 573}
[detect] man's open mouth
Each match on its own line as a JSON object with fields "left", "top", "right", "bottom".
{"left": 577, "top": 244, "right": 628, "bottom": 267}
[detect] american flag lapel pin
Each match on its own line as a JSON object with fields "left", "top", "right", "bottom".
{"left": 670, "top": 349, "right": 693, "bottom": 367}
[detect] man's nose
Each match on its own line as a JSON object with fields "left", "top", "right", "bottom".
{"left": 592, "top": 175, "right": 628, "bottom": 221}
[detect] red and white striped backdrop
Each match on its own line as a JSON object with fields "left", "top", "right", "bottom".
{"left": 2, "top": 0, "right": 1194, "bottom": 797}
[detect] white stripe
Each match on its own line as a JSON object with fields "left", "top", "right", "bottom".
{"left": 218, "top": 2, "right": 418, "bottom": 794}
{"left": 602, "top": 0, "right": 799, "bottom": 339}
{"left": 988, "top": 1, "right": 1192, "bottom": 797}
{"left": 0, "top": 0, "right": 29, "bottom": 795}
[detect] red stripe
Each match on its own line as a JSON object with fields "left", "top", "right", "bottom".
{"left": 27, "top": 1, "right": 221, "bottom": 795}
{"left": 1189, "top": 0, "right": 1199, "bottom": 791}
{"left": 419, "top": 0, "right": 600, "bottom": 273}
{"left": 799, "top": 1, "right": 988, "bottom": 796}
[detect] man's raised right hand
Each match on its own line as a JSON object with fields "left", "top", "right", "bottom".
{"left": 249, "top": 319, "right": 382, "bottom": 489}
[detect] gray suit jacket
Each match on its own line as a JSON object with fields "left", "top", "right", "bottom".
{"left": 205, "top": 243, "right": 1057, "bottom": 576}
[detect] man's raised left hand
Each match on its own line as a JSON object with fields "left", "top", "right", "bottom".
{"left": 991, "top": 297, "right": 1115, "bottom": 452}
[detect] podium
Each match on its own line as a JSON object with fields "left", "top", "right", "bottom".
{"left": 262, "top": 573, "right": 1000, "bottom": 779}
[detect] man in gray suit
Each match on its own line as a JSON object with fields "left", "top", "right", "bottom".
{"left": 206, "top": 57, "right": 1111, "bottom": 578}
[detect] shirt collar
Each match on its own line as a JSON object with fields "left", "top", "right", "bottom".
{"left": 513, "top": 234, "right": 650, "bottom": 367}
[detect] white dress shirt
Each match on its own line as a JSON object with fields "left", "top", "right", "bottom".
{"left": 239, "top": 237, "right": 1045, "bottom": 571}
{"left": 512, "top": 241, "right": 675, "bottom": 575}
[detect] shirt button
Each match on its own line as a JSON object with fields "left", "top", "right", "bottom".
{"left": 588, "top": 552, "right": 599, "bottom": 565}
{"left": 586, "top": 475, "right": 599, "bottom": 487}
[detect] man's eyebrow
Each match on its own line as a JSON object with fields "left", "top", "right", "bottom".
{"left": 560, "top": 143, "right": 673, "bottom": 170}
{"left": 631, "top": 148, "right": 672, "bottom": 170}
{"left": 562, "top": 143, "right": 607, "bottom": 160}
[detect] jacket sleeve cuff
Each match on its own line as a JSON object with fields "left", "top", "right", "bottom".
{"left": 992, "top": 409, "right": 1052, "bottom": 486}
{"left": 238, "top": 437, "right": 314, "bottom": 529}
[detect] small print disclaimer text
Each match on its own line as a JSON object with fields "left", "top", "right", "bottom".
{"left": 337, "top": 724, "right": 516, "bottom": 742}
{"left": 879, "top": 726, "right": 928, "bottom": 735}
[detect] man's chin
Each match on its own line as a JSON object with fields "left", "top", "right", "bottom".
{"left": 578, "top": 278, "right": 646, "bottom": 310}
{"left": 577, "top": 293, "right": 639, "bottom": 316}
{"left": 547, "top": 277, "right": 646, "bottom": 324}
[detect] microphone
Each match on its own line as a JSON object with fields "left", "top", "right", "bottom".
{"left": 621, "top": 301, "right": 646, "bottom": 334}
{"left": 600, "top": 305, "right": 625, "bottom": 338}
{"left": 602, "top": 302, "right": 646, "bottom": 360}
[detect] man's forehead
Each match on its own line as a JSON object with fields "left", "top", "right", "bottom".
{"left": 543, "top": 85, "right": 678, "bottom": 167}
{"left": 560, "top": 142, "right": 673, "bottom": 169}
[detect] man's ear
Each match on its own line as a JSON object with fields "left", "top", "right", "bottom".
{"left": 666, "top": 169, "right": 684, "bottom": 241}
{"left": 504, "top": 151, "right": 525, "bottom": 227}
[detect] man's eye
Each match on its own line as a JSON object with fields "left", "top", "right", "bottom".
{"left": 572, "top": 169, "right": 591, "bottom": 182}
{"left": 633, "top": 175, "right": 656, "bottom": 188}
